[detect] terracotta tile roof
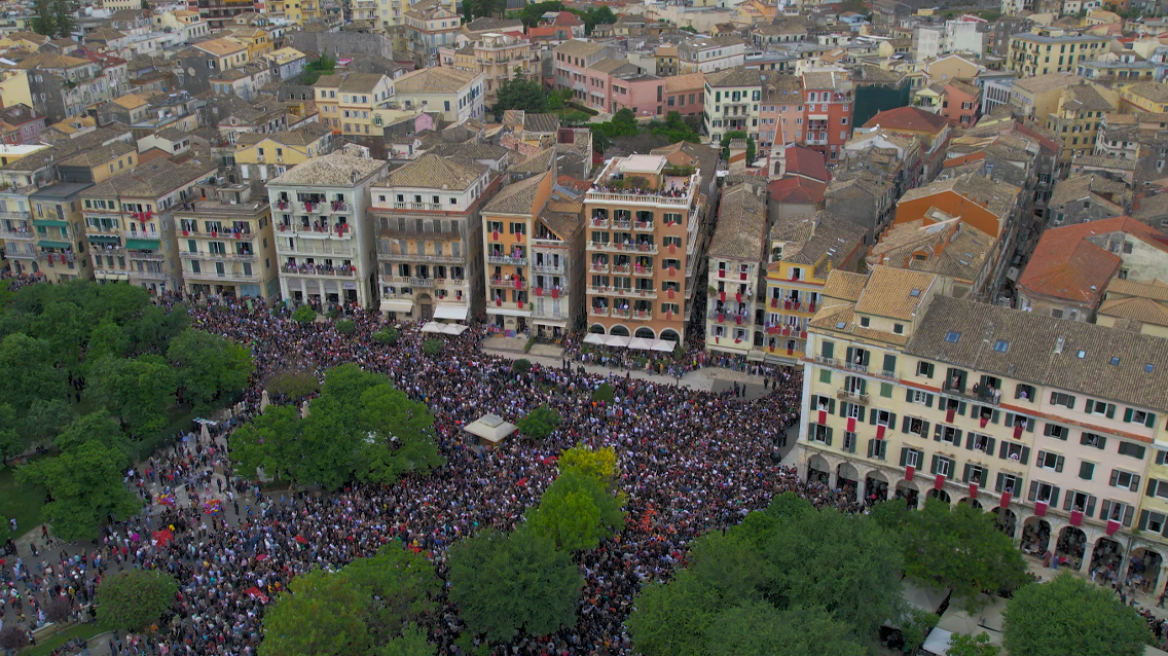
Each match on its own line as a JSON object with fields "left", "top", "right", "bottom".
{"left": 853, "top": 265, "right": 938, "bottom": 321}
{"left": 861, "top": 105, "right": 949, "bottom": 133}
{"left": 822, "top": 269, "right": 868, "bottom": 302}
{"left": 1100, "top": 295, "right": 1168, "bottom": 326}
{"left": 484, "top": 170, "right": 545, "bottom": 215}
{"left": 1017, "top": 216, "right": 1168, "bottom": 304}
{"left": 708, "top": 184, "right": 767, "bottom": 260}
{"left": 769, "top": 210, "right": 866, "bottom": 268}
{"left": 782, "top": 143, "right": 830, "bottom": 182}
{"left": 768, "top": 176, "right": 827, "bottom": 204}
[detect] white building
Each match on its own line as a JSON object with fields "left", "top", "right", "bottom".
{"left": 390, "top": 67, "right": 486, "bottom": 124}
{"left": 268, "top": 152, "right": 389, "bottom": 309}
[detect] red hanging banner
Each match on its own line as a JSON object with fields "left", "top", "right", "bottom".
{"left": 933, "top": 474, "right": 945, "bottom": 491}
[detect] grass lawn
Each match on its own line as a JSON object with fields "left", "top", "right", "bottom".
{"left": 0, "top": 457, "right": 45, "bottom": 539}
{"left": 22, "top": 623, "right": 107, "bottom": 656}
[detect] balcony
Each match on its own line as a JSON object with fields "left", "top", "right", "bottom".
{"left": 532, "top": 263, "right": 564, "bottom": 274}
{"left": 180, "top": 251, "right": 257, "bottom": 262}
{"left": 0, "top": 227, "right": 33, "bottom": 240}
{"left": 633, "top": 220, "right": 654, "bottom": 232}
{"left": 612, "top": 263, "right": 631, "bottom": 274}
{"left": 836, "top": 388, "right": 869, "bottom": 405}
{"left": 128, "top": 251, "right": 165, "bottom": 261}
{"left": 634, "top": 310, "right": 652, "bottom": 321}
{"left": 488, "top": 276, "right": 524, "bottom": 288}
{"left": 587, "top": 286, "right": 658, "bottom": 300}
{"left": 286, "top": 242, "right": 356, "bottom": 256}
{"left": 393, "top": 202, "right": 442, "bottom": 212}
{"left": 532, "top": 238, "right": 562, "bottom": 248}
{"left": 590, "top": 216, "right": 610, "bottom": 228}
{"left": 283, "top": 264, "right": 357, "bottom": 277}
{"left": 942, "top": 383, "right": 1000, "bottom": 406}
{"left": 377, "top": 251, "right": 463, "bottom": 265}
{"left": 179, "top": 227, "right": 256, "bottom": 239}
{"left": 0, "top": 210, "right": 31, "bottom": 221}
{"left": 590, "top": 261, "right": 610, "bottom": 273}
{"left": 633, "top": 265, "right": 654, "bottom": 277}
{"left": 276, "top": 223, "right": 353, "bottom": 239}
{"left": 589, "top": 242, "right": 658, "bottom": 255}
{"left": 128, "top": 269, "right": 166, "bottom": 280}
{"left": 844, "top": 361, "right": 867, "bottom": 375}
{"left": 612, "top": 307, "right": 631, "bottom": 319}
{"left": 192, "top": 270, "right": 262, "bottom": 283}
{"left": 590, "top": 307, "right": 609, "bottom": 317}
{"left": 487, "top": 254, "right": 527, "bottom": 266}
{"left": 613, "top": 218, "right": 632, "bottom": 230}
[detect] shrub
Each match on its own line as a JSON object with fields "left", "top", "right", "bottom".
{"left": 0, "top": 624, "right": 29, "bottom": 652}
{"left": 291, "top": 305, "right": 316, "bottom": 324}
{"left": 422, "top": 338, "right": 443, "bottom": 357}
{"left": 512, "top": 359, "right": 532, "bottom": 374}
{"left": 266, "top": 371, "right": 320, "bottom": 401}
{"left": 373, "top": 326, "right": 399, "bottom": 345}
{"left": 516, "top": 405, "right": 562, "bottom": 440}
{"left": 592, "top": 383, "right": 614, "bottom": 403}
{"left": 326, "top": 308, "right": 339, "bottom": 320}
{"left": 335, "top": 319, "right": 356, "bottom": 334}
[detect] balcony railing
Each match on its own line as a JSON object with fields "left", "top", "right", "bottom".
{"left": 128, "top": 251, "right": 165, "bottom": 260}
{"left": 589, "top": 242, "right": 658, "bottom": 254}
{"left": 276, "top": 223, "right": 352, "bottom": 238}
{"left": 612, "top": 307, "right": 630, "bottom": 318}
{"left": 283, "top": 264, "right": 357, "bottom": 277}
{"left": 487, "top": 255, "right": 527, "bottom": 266}
{"left": 0, "top": 227, "right": 33, "bottom": 240}
{"left": 634, "top": 310, "right": 652, "bottom": 321}
{"left": 633, "top": 266, "right": 653, "bottom": 277}
{"left": 393, "top": 202, "right": 442, "bottom": 211}
{"left": 488, "top": 277, "right": 524, "bottom": 288}
{"left": 590, "top": 262, "right": 610, "bottom": 273}
{"left": 612, "top": 264, "right": 631, "bottom": 274}
{"left": 377, "top": 252, "right": 463, "bottom": 264}
{"left": 836, "top": 389, "right": 869, "bottom": 405}
{"left": 587, "top": 286, "right": 657, "bottom": 299}
{"left": 590, "top": 307, "right": 609, "bottom": 317}
{"left": 942, "top": 383, "right": 1000, "bottom": 406}
{"left": 633, "top": 220, "right": 654, "bottom": 232}
{"left": 285, "top": 242, "right": 356, "bottom": 256}
{"left": 180, "top": 251, "right": 257, "bottom": 262}
{"left": 532, "top": 264, "right": 564, "bottom": 274}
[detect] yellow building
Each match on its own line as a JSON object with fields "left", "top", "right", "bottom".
{"left": 233, "top": 123, "right": 338, "bottom": 182}
{"left": 798, "top": 265, "right": 1168, "bottom": 596}
{"left": 1119, "top": 82, "right": 1168, "bottom": 114}
{"left": 762, "top": 210, "right": 866, "bottom": 363}
{"left": 29, "top": 182, "right": 94, "bottom": 283}
{"left": 174, "top": 183, "right": 279, "bottom": 301}
{"left": 228, "top": 28, "right": 273, "bottom": 60}
{"left": 57, "top": 141, "right": 139, "bottom": 184}
{"left": 1045, "top": 83, "right": 1117, "bottom": 162}
{"left": 311, "top": 72, "right": 394, "bottom": 136}
{"left": 193, "top": 37, "right": 250, "bottom": 72}
{"left": 0, "top": 68, "right": 33, "bottom": 111}
{"left": 1007, "top": 33, "right": 1111, "bottom": 77}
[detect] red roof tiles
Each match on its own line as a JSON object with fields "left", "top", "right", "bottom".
{"left": 861, "top": 105, "right": 949, "bottom": 134}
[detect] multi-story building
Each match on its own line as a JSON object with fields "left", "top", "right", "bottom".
{"left": 268, "top": 152, "right": 389, "bottom": 308}
{"left": 706, "top": 183, "right": 768, "bottom": 358}
{"left": 438, "top": 31, "right": 537, "bottom": 98}
{"left": 703, "top": 68, "right": 761, "bottom": 145}
{"left": 1007, "top": 32, "right": 1112, "bottom": 77}
{"left": 311, "top": 72, "right": 395, "bottom": 137}
{"left": 762, "top": 210, "right": 866, "bottom": 363}
{"left": 584, "top": 152, "right": 706, "bottom": 345}
{"left": 390, "top": 67, "right": 485, "bottom": 124}
{"left": 370, "top": 153, "right": 496, "bottom": 322}
{"left": 1045, "top": 83, "right": 1116, "bottom": 163}
{"left": 403, "top": 0, "right": 461, "bottom": 68}
{"left": 797, "top": 268, "right": 1168, "bottom": 597}
{"left": 859, "top": 106, "right": 951, "bottom": 183}
{"left": 174, "top": 182, "right": 279, "bottom": 302}
{"left": 480, "top": 166, "right": 584, "bottom": 336}
{"left": 28, "top": 182, "right": 95, "bottom": 283}
{"left": 234, "top": 124, "right": 338, "bottom": 183}
{"left": 1118, "top": 82, "right": 1168, "bottom": 114}
{"left": 19, "top": 53, "right": 113, "bottom": 123}
{"left": 801, "top": 69, "right": 855, "bottom": 163}
{"left": 80, "top": 156, "right": 218, "bottom": 294}
{"left": 677, "top": 36, "right": 747, "bottom": 74}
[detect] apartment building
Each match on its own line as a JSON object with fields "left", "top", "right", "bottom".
{"left": 1118, "top": 82, "right": 1168, "bottom": 114}
{"left": 1045, "top": 83, "right": 1116, "bottom": 163}
{"left": 26, "top": 182, "right": 94, "bottom": 283}
{"left": 19, "top": 53, "right": 114, "bottom": 123}
{"left": 584, "top": 153, "right": 705, "bottom": 345}
{"left": 404, "top": 0, "right": 461, "bottom": 68}
{"left": 438, "top": 31, "right": 537, "bottom": 98}
{"left": 174, "top": 182, "right": 279, "bottom": 302}
{"left": 480, "top": 166, "right": 585, "bottom": 336}
{"left": 677, "top": 36, "right": 747, "bottom": 74}
{"left": 234, "top": 124, "right": 339, "bottom": 183}
{"left": 859, "top": 106, "right": 951, "bottom": 183}
{"left": 797, "top": 269, "right": 1168, "bottom": 596}
{"left": 80, "top": 156, "right": 218, "bottom": 294}
{"left": 1007, "top": 33, "right": 1112, "bottom": 77}
{"left": 761, "top": 210, "right": 866, "bottom": 363}
{"left": 312, "top": 72, "right": 395, "bottom": 137}
{"left": 268, "top": 152, "right": 388, "bottom": 309}
{"left": 706, "top": 184, "right": 768, "bottom": 358}
{"left": 801, "top": 70, "right": 855, "bottom": 162}
{"left": 371, "top": 153, "right": 496, "bottom": 322}
{"left": 704, "top": 68, "right": 761, "bottom": 145}
{"left": 391, "top": 67, "right": 485, "bottom": 124}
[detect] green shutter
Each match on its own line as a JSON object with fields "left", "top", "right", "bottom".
{"left": 1106, "top": 404, "right": 1116, "bottom": 419}
{"left": 1124, "top": 408, "right": 1134, "bottom": 423}
{"left": 846, "top": 346, "right": 855, "bottom": 364}
{"left": 1086, "top": 400, "right": 1095, "bottom": 414}
{"left": 880, "top": 383, "right": 892, "bottom": 398}
{"left": 822, "top": 340, "right": 834, "bottom": 359}
{"left": 819, "top": 368, "right": 831, "bottom": 384}
{"left": 1147, "top": 413, "right": 1157, "bottom": 428}
{"left": 883, "top": 354, "right": 896, "bottom": 373}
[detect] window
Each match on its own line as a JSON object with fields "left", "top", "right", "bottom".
{"left": 843, "top": 432, "right": 857, "bottom": 453}
{"left": 968, "top": 433, "right": 994, "bottom": 455}
{"left": 1100, "top": 500, "right": 1134, "bottom": 526}
{"left": 1037, "top": 450, "right": 1065, "bottom": 472}
{"left": 1015, "top": 384, "right": 1035, "bottom": 402}
{"left": 1064, "top": 490, "right": 1096, "bottom": 515}
{"left": 916, "top": 361, "right": 934, "bottom": 378}
{"left": 1043, "top": 423, "right": 1067, "bottom": 440}
{"left": 810, "top": 423, "right": 832, "bottom": 445}
{"left": 900, "top": 447, "right": 923, "bottom": 469}
{"left": 1079, "top": 461, "right": 1095, "bottom": 480}
{"left": 1111, "top": 469, "right": 1141, "bottom": 491}
{"left": 819, "top": 368, "right": 831, "bottom": 384}
{"left": 1085, "top": 399, "right": 1116, "bottom": 417}
{"left": 860, "top": 316, "right": 870, "bottom": 327}
{"left": 1028, "top": 481, "right": 1060, "bottom": 506}
{"left": 937, "top": 425, "right": 962, "bottom": 446}
{"left": 996, "top": 472, "right": 1023, "bottom": 495}
{"left": 1117, "top": 441, "right": 1146, "bottom": 460}
{"left": 905, "top": 416, "right": 928, "bottom": 438}
{"left": 931, "top": 455, "right": 954, "bottom": 478}
{"left": 1049, "top": 392, "right": 1076, "bottom": 409}
{"left": 867, "top": 439, "right": 888, "bottom": 460}
{"left": 908, "top": 390, "right": 933, "bottom": 406}
{"left": 1081, "top": 432, "right": 1106, "bottom": 449}
{"left": 1147, "top": 479, "right": 1168, "bottom": 500}
{"left": 963, "top": 463, "right": 988, "bottom": 485}
{"left": 1000, "top": 441, "right": 1029, "bottom": 463}
{"left": 894, "top": 323, "right": 904, "bottom": 334}
{"left": 1139, "top": 509, "right": 1168, "bottom": 534}
{"left": 1123, "top": 408, "right": 1156, "bottom": 428}
{"left": 945, "top": 330, "right": 961, "bottom": 343}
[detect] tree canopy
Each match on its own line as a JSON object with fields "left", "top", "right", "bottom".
{"left": 1003, "top": 574, "right": 1151, "bottom": 656}
{"left": 515, "top": 405, "right": 562, "bottom": 440}
{"left": 525, "top": 467, "right": 625, "bottom": 551}
{"left": 167, "top": 329, "right": 254, "bottom": 408}
{"left": 96, "top": 569, "right": 178, "bottom": 632}
{"left": 230, "top": 364, "right": 444, "bottom": 490}
{"left": 16, "top": 439, "right": 139, "bottom": 540}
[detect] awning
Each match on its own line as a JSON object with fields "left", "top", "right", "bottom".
{"left": 533, "top": 319, "right": 567, "bottom": 328}
{"left": 628, "top": 337, "right": 653, "bottom": 350}
{"left": 433, "top": 305, "right": 468, "bottom": 320}
{"left": 808, "top": 114, "right": 828, "bottom": 121}
{"left": 489, "top": 308, "right": 532, "bottom": 317}
{"left": 124, "top": 239, "right": 160, "bottom": 250}
{"left": 33, "top": 219, "right": 68, "bottom": 227}
{"left": 442, "top": 324, "right": 469, "bottom": 335}
{"left": 421, "top": 322, "right": 444, "bottom": 333}
{"left": 463, "top": 414, "right": 517, "bottom": 444}
{"left": 920, "top": 628, "right": 953, "bottom": 656}
{"left": 651, "top": 339, "right": 675, "bottom": 352}
{"left": 605, "top": 335, "right": 630, "bottom": 347}
{"left": 380, "top": 299, "right": 414, "bottom": 313}
{"left": 96, "top": 272, "right": 129, "bottom": 281}
{"left": 37, "top": 240, "right": 70, "bottom": 249}
{"left": 87, "top": 235, "right": 121, "bottom": 243}
{"left": 583, "top": 333, "right": 607, "bottom": 345}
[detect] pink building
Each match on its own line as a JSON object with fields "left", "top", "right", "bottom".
{"left": 664, "top": 72, "right": 705, "bottom": 117}
{"left": 553, "top": 39, "right": 671, "bottom": 117}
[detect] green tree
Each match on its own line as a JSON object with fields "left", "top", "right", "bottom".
{"left": 377, "top": 625, "right": 435, "bottom": 656}
{"left": 0, "top": 513, "right": 9, "bottom": 545}
{"left": 526, "top": 467, "right": 625, "bottom": 551}
{"left": 373, "top": 327, "right": 399, "bottom": 345}
{"left": 948, "top": 632, "right": 1001, "bottom": 656}
{"left": 900, "top": 607, "right": 940, "bottom": 654}
{"left": 627, "top": 571, "right": 722, "bottom": 656}
{"left": 297, "top": 395, "right": 361, "bottom": 491}
{"left": 266, "top": 371, "right": 320, "bottom": 402}
{"left": 448, "top": 528, "right": 583, "bottom": 642}
{"left": 902, "top": 500, "right": 1030, "bottom": 611}
{"left": 0, "top": 333, "right": 68, "bottom": 411}
{"left": 320, "top": 363, "right": 386, "bottom": 407}
{"left": 167, "top": 329, "right": 254, "bottom": 408}
{"left": 515, "top": 0, "right": 562, "bottom": 27}
{"left": 95, "top": 569, "right": 177, "bottom": 632}
{"left": 51, "top": 0, "right": 73, "bottom": 37}
{"left": 345, "top": 544, "right": 441, "bottom": 641}
{"left": 87, "top": 317, "right": 131, "bottom": 363}
{"left": 511, "top": 358, "right": 532, "bottom": 374}
{"left": 869, "top": 497, "right": 911, "bottom": 532}
{"left": 30, "top": 301, "right": 88, "bottom": 372}
{"left": 515, "top": 405, "right": 562, "bottom": 440}
{"left": 354, "top": 382, "right": 444, "bottom": 486}
{"left": 53, "top": 410, "right": 128, "bottom": 457}
{"left": 229, "top": 405, "right": 305, "bottom": 483}
{"left": 558, "top": 444, "right": 616, "bottom": 483}
{"left": 261, "top": 569, "right": 372, "bottom": 656}
{"left": 20, "top": 398, "right": 76, "bottom": 445}
{"left": 491, "top": 77, "right": 548, "bottom": 114}
{"left": 1003, "top": 575, "right": 1151, "bottom": 656}
{"left": 763, "top": 509, "right": 904, "bottom": 648}
{"left": 763, "top": 491, "right": 815, "bottom": 521}
{"left": 87, "top": 355, "right": 179, "bottom": 437}
{"left": 708, "top": 603, "right": 866, "bottom": 656}
{"left": 127, "top": 304, "right": 189, "bottom": 356}
{"left": 336, "top": 319, "right": 356, "bottom": 334}
{"left": 30, "top": 0, "right": 54, "bottom": 35}
{"left": 292, "top": 304, "right": 317, "bottom": 323}
{"left": 422, "top": 339, "right": 443, "bottom": 357}
{"left": 719, "top": 132, "right": 755, "bottom": 162}
{"left": 16, "top": 440, "right": 139, "bottom": 540}
{"left": 0, "top": 404, "right": 22, "bottom": 463}
{"left": 591, "top": 383, "right": 614, "bottom": 403}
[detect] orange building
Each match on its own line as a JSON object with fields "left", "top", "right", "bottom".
{"left": 893, "top": 172, "right": 1021, "bottom": 240}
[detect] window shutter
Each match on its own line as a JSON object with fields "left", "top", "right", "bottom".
{"left": 1131, "top": 475, "right": 1141, "bottom": 493}
{"left": 1050, "top": 487, "right": 1060, "bottom": 507}
{"left": 1086, "top": 495, "right": 1096, "bottom": 517}
{"left": 1055, "top": 455, "right": 1064, "bottom": 473}
{"left": 1063, "top": 493, "right": 1074, "bottom": 511}
{"left": 1147, "top": 479, "right": 1158, "bottom": 498}
{"left": 965, "top": 433, "right": 974, "bottom": 450}
{"left": 829, "top": 399, "right": 836, "bottom": 414}
{"left": 870, "top": 410, "right": 878, "bottom": 425}
{"left": 931, "top": 454, "right": 940, "bottom": 474}
{"left": 992, "top": 410, "right": 1000, "bottom": 424}
{"left": 878, "top": 441, "right": 887, "bottom": 460}
{"left": 1049, "top": 391, "right": 1058, "bottom": 404}
{"left": 857, "top": 406, "right": 866, "bottom": 423}
{"left": 859, "top": 379, "right": 867, "bottom": 395}
{"left": 1158, "top": 450, "right": 1167, "bottom": 466}
{"left": 900, "top": 447, "right": 909, "bottom": 467}
{"left": 1139, "top": 509, "right": 1150, "bottom": 531}
{"left": 1106, "top": 404, "right": 1116, "bottom": 419}
{"left": 995, "top": 473, "right": 1005, "bottom": 493}
{"left": 963, "top": 463, "right": 972, "bottom": 482}
{"left": 902, "top": 416, "right": 910, "bottom": 433}
{"left": 861, "top": 350, "right": 870, "bottom": 366}
{"left": 1027, "top": 480, "right": 1038, "bottom": 501}
{"left": 822, "top": 341, "right": 834, "bottom": 359}
{"left": 867, "top": 439, "right": 875, "bottom": 458}
{"left": 954, "top": 429, "right": 963, "bottom": 442}
{"left": 1124, "top": 505, "right": 1134, "bottom": 527}
{"left": 889, "top": 413, "right": 897, "bottom": 427}
{"left": 1097, "top": 435, "right": 1107, "bottom": 449}
{"left": 1080, "top": 462, "right": 1094, "bottom": 480}
{"left": 998, "top": 442, "right": 1008, "bottom": 459}
{"left": 883, "top": 354, "right": 896, "bottom": 373}
{"left": 1147, "top": 412, "right": 1157, "bottom": 428}
{"left": 840, "top": 401, "right": 848, "bottom": 417}
{"left": 1020, "top": 447, "right": 1030, "bottom": 464}
{"left": 921, "top": 421, "right": 930, "bottom": 436}
{"left": 846, "top": 346, "right": 854, "bottom": 364}
{"left": 906, "top": 389, "right": 914, "bottom": 403}
{"left": 1110, "top": 469, "right": 1119, "bottom": 487}
{"left": 934, "top": 424, "right": 942, "bottom": 441}
{"left": 1085, "top": 399, "right": 1095, "bottom": 414}
{"left": 986, "top": 437, "right": 995, "bottom": 454}
{"left": 958, "top": 401, "right": 967, "bottom": 415}
{"left": 925, "top": 394, "right": 934, "bottom": 408}
{"left": 1100, "top": 499, "right": 1112, "bottom": 520}
{"left": 825, "top": 427, "right": 833, "bottom": 446}
{"left": 1124, "top": 408, "right": 1133, "bottom": 423}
